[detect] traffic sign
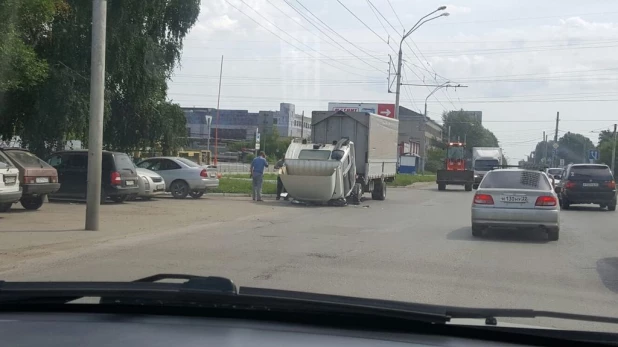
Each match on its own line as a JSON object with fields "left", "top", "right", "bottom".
{"left": 589, "top": 149, "right": 599, "bottom": 161}
{"left": 377, "top": 104, "right": 395, "bottom": 118}
{"left": 552, "top": 143, "right": 559, "bottom": 150}
{"left": 255, "top": 129, "right": 261, "bottom": 150}
{"left": 559, "top": 159, "right": 565, "bottom": 166}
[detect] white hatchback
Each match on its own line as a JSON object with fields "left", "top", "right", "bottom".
{"left": 0, "top": 151, "right": 22, "bottom": 212}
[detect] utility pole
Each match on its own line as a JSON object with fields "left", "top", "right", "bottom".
{"left": 393, "top": 7, "right": 449, "bottom": 120}
{"left": 85, "top": 0, "right": 107, "bottom": 231}
{"left": 612, "top": 124, "right": 617, "bottom": 177}
{"left": 552, "top": 112, "right": 559, "bottom": 166}
{"left": 214, "top": 55, "right": 223, "bottom": 165}
{"left": 300, "top": 111, "right": 304, "bottom": 138}
{"left": 543, "top": 132, "right": 548, "bottom": 165}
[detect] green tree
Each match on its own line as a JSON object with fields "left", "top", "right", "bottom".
{"left": 425, "top": 147, "right": 445, "bottom": 173}
{"left": 0, "top": 0, "right": 200, "bottom": 157}
{"left": 556, "top": 132, "right": 595, "bottom": 165}
{"left": 597, "top": 130, "right": 616, "bottom": 168}
{"left": 441, "top": 109, "right": 501, "bottom": 158}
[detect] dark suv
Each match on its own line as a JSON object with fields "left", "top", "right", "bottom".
{"left": 47, "top": 150, "right": 139, "bottom": 203}
{"left": 558, "top": 164, "right": 616, "bottom": 211}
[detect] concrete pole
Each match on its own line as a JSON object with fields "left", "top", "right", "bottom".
{"left": 394, "top": 45, "right": 403, "bottom": 120}
{"left": 612, "top": 124, "right": 618, "bottom": 177}
{"left": 214, "top": 55, "right": 223, "bottom": 165}
{"left": 85, "top": 0, "right": 107, "bottom": 231}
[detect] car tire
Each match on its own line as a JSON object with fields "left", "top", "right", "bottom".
{"left": 471, "top": 224, "right": 483, "bottom": 237}
{"left": 560, "top": 197, "right": 570, "bottom": 209}
{"left": 189, "top": 190, "right": 205, "bottom": 199}
{"left": 600, "top": 203, "right": 607, "bottom": 209}
{"left": 608, "top": 203, "right": 616, "bottom": 211}
{"left": 371, "top": 179, "right": 386, "bottom": 200}
{"left": 438, "top": 183, "right": 446, "bottom": 191}
{"left": 110, "top": 195, "right": 127, "bottom": 203}
{"left": 20, "top": 196, "right": 44, "bottom": 210}
{"left": 547, "top": 229, "right": 559, "bottom": 241}
{"left": 170, "top": 180, "right": 190, "bottom": 199}
{"left": 464, "top": 184, "right": 472, "bottom": 191}
{"left": 0, "top": 203, "right": 12, "bottom": 213}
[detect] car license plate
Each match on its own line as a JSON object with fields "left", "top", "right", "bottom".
{"left": 157, "top": 184, "right": 164, "bottom": 190}
{"left": 500, "top": 195, "right": 528, "bottom": 203}
{"left": 582, "top": 183, "right": 598, "bottom": 187}
{"left": 4, "top": 176, "right": 16, "bottom": 184}
{"left": 125, "top": 180, "right": 134, "bottom": 186}
{"left": 36, "top": 177, "right": 49, "bottom": 183}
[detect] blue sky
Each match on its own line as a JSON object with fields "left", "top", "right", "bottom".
{"left": 168, "top": 0, "right": 618, "bottom": 161}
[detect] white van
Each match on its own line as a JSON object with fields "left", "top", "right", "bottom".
{"left": 0, "top": 151, "right": 22, "bottom": 212}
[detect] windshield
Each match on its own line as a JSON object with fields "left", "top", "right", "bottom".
{"left": 446, "top": 146, "right": 464, "bottom": 160}
{"left": 568, "top": 166, "right": 613, "bottom": 181}
{"left": 298, "top": 149, "right": 331, "bottom": 160}
{"left": 3, "top": 1, "right": 618, "bottom": 336}
{"left": 177, "top": 157, "right": 200, "bottom": 167}
{"left": 114, "top": 153, "right": 137, "bottom": 171}
{"left": 480, "top": 171, "right": 552, "bottom": 190}
{"left": 4, "top": 150, "right": 50, "bottom": 168}
{"left": 474, "top": 159, "right": 500, "bottom": 171}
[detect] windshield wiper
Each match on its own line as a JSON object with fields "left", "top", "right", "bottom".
{"left": 1, "top": 274, "right": 617, "bottom": 327}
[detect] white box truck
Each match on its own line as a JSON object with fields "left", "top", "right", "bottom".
{"left": 472, "top": 147, "right": 503, "bottom": 188}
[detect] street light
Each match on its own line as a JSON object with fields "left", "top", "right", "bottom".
{"left": 394, "top": 6, "right": 449, "bottom": 120}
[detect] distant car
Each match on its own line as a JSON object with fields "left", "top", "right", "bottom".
{"left": 557, "top": 164, "right": 616, "bottom": 211}
{"left": 0, "top": 151, "right": 22, "bottom": 212}
{"left": 47, "top": 150, "right": 140, "bottom": 203}
{"left": 136, "top": 157, "right": 219, "bottom": 199}
{"left": 471, "top": 169, "right": 560, "bottom": 241}
{"left": 131, "top": 168, "right": 166, "bottom": 200}
{"left": 1, "top": 148, "right": 60, "bottom": 210}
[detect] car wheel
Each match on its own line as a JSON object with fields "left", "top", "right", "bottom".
{"left": 110, "top": 195, "right": 127, "bottom": 203}
{"left": 189, "top": 190, "right": 205, "bottom": 199}
{"left": 20, "top": 196, "right": 44, "bottom": 210}
{"left": 600, "top": 203, "right": 607, "bottom": 209}
{"left": 438, "top": 183, "right": 446, "bottom": 191}
{"left": 0, "top": 203, "right": 12, "bottom": 213}
{"left": 141, "top": 196, "right": 152, "bottom": 201}
{"left": 170, "top": 180, "right": 190, "bottom": 199}
{"left": 560, "top": 197, "right": 570, "bottom": 209}
{"left": 471, "top": 224, "right": 483, "bottom": 237}
{"left": 608, "top": 203, "right": 616, "bottom": 211}
{"left": 547, "top": 229, "right": 559, "bottom": 241}
{"left": 464, "top": 184, "right": 472, "bottom": 192}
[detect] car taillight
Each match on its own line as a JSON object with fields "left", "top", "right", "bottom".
{"left": 51, "top": 176, "right": 58, "bottom": 183}
{"left": 200, "top": 169, "right": 208, "bottom": 177}
{"left": 22, "top": 176, "right": 36, "bottom": 184}
{"left": 473, "top": 193, "right": 494, "bottom": 205}
{"left": 564, "top": 181, "right": 575, "bottom": 189}
{"left": 111, "top": 171, "right": 121, "bottom": 185}
{"left": 607, "top": 180, "right": 616, "bottom": 189}
{"left": 535, "top": 196, "right": 557, "bottom": 206}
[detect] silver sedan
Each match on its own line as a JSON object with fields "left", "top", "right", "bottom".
{"left": 136, "top": 157, "right": 219, "bottom": 199}
{"left": 471, "top": 169, "right": 560, "bottom": 241}
{"left": 131, "top": 168, "right": 166, "bottom": 200}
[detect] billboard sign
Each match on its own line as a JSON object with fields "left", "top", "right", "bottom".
{"left": 328, "top": 102, "right": 395, "bottom": 118}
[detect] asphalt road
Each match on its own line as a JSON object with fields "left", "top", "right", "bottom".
{"left": 1, "top": 184, "right": 617, "bottom": 331}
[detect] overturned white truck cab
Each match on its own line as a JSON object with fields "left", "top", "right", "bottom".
{"left": 279, "top": 111, "right": 398, "bottom": 205}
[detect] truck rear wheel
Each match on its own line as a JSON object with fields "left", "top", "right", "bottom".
{"left": 371, "top": 179, "right": 386, "bottom": 200}
{"left": 464, "top": 183, "right": 472, "bottom": 191}
{"left": 438, "top": 183, "right": 446, "bottom": 191}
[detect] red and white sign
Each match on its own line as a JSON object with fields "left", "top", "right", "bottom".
{"left": 377, "top": 104, "right": 395, "bottom": 118}
{"left": 328, "top": 102, "right": 395, "bottom": 118}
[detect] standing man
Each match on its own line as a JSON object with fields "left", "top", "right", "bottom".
{"left": 274, "top": 156, "right": 288, "bottom": 200}
{"left": 250, "top": 151, "right": 268, "bottom": 201}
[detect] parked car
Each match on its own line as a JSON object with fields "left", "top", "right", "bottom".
{"left": 1, "top": 148, "right": 60, "bottom": 210}
{"left": 557, "top": 164, "right": 616, "bottom": 211}
{"left": 471, "top": 169, "right": 559, "bottom": 241}
{"left": 129, "top": 168, "right": 166, "bottom": 200}
{"left": 0, "top": 151, "right": 22, "bottom": 212}
{"left": 136, "top": 157, "right": 219, "bottom": 199}
{"left": 47, "top": 150, "right": 139, "bottom": 203}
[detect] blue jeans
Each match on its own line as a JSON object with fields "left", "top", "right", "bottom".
{"left": 252, "top": 172, "right": 264, "bottom": 200}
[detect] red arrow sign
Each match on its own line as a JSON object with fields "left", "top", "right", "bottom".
{"left": 377, "top": 104, "right": 395, "bottom": 118}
